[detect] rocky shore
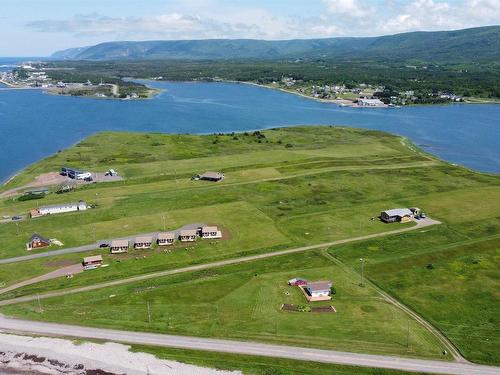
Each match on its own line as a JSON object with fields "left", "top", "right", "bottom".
{"left": 0, "top": 333, "right": 241, "bottom": 375}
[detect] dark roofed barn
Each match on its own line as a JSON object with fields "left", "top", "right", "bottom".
{"left": 199, "top": 171, "right": 224, "bottom": 182}
{"left": 27, "top": 233, "right": 51, "bottom": 250}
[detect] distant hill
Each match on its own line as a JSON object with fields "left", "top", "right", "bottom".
{"left": 52, "top": 26, "right": 500, "bottom": 62}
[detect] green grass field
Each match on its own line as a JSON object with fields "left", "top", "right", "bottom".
{"left": 328, "top": 187, "right": 500, "bottom": 364}
{"left": 130, "top": 345, "right": 427, "bottom": 375}
{"left": 0, "top": 126, "right": 498, "bottom": 367}
{"left": 1, "top": 250, "right": 447, "bottom": 359}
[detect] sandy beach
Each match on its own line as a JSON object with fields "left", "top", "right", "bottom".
{"left": 0, "top": 333, "right": 242, "bottom": 375}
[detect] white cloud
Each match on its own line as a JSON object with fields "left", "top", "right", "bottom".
{"left": 379, "top": 0, "right": 500, "bottom": 33}
{"left": 25, "top": 0, "right": 500, "bottom": 43}
{"left": 27, "top": 12, "right": 264, "bottom": 40}
{"left": 26, "top": 11, "right": 345, "bottom": 41}
{"left": 322, "top": 0, "right": 374, "bottom": 18}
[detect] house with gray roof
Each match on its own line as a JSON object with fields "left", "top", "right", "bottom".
{"left": 27, "top": 233, "right": 51, "bottom": 250}
{"left": 110, "top": 239, "right": 129, "bottom": 254}
{"left": 380, "top": 208, "right": 414, "bottom": 223}
{"left": 303, "top": 280, "right": 333, "bottom": 302}
{"left": 179, "top": 229, "right": 197, "bottom": 242}
{"left": 134, "top": 236, "right": 153, "bottom": 249}
{"left": 198, "top": 171, "right": 224, "bottom": 182}
{"left": 157, "top": 232, "right": 175, "bottom": 246}
{"left": 201, "top": 226, "right": 222, "bottom": 239}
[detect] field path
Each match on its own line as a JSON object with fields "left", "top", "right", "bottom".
{"left": 0, "top": 218, "right": 468, "bottom": 363}
{"left": 0, "top": 315, "right": 497, "bottom": 375}
{"left": 0, "top": 264, "right": 83, "bottom": 295}
{"left": 0, "top": 218, "right": 440, "bottom": 304}
{"left": 320, "top": 250, "right": 465, "bottom": 363}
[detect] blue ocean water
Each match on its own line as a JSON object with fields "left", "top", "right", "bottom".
{"left": 0, "top": 65, "right": 499, "bottom": 182}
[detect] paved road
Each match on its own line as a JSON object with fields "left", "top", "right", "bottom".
{"left": 0, "top": 223, "right": 205, "bottom": 265}
{"left": 0, "top": 316, "right": 497, "bottom": 375}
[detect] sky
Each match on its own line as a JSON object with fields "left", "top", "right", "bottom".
{"left": 1, "top": 0, "right": 499, "bottom": 56}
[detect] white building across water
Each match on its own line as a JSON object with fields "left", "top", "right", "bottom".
{"left": 358, "top": 98, "right": 385, "bottom": 107}
{"left": 30, "top": 200, "right": 87, "bottom": 218}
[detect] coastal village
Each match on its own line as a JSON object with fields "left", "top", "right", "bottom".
{"left": 1, "top": 62, "right": 466, "bottom": 106}
{"left": 0, "top": 62, "right": 151, "bottom": 100}
{"left": 273, "top": 76, "right": 464, "bottom": 107}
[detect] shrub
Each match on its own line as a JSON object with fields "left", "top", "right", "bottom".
{"left": 297, "top": 305, "right": 311, "bottom": 312}
{"left": 18, "top": 193, "right": 45, "bottom": 201}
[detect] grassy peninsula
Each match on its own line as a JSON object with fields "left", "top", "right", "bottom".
{"left": 0, "top": 126, "right": 498, "bottom": 367}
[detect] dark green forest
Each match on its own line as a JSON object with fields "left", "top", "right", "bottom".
{"left": 39, "top": 59, "right": 500, "bottom": 99}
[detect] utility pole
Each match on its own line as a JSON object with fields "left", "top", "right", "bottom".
{"left": 15, "top": 222, "right": 19, "bottom": 236}
{"left": 162, "top": 215, "right": 166, "bottom": 231}
{"left": 406, "top": 319, "right": 410, "bottom": 349}
{"left": 359, "top": 258, "right": 365, "bottom": 287}
{"left": 37, "top": 294, "right": 43, "bottom": 313}
{"left": 147, "top": 301, "right": 151, "bottom": 324}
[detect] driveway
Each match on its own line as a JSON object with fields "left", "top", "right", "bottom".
{"left": 0, "top": 264, "right": 83, "bottom": 295}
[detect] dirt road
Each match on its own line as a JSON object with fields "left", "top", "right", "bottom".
{"left": 0, "top": 218, "right": 464, "bottom": 362}
{"left": 0, "top": 264, "right": 83, "bottom": 295}
{"left": 0, "top": 223, "right": 205, "bottom": 265}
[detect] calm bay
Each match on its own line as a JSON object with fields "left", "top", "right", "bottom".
{"left": 0, "top": 77, "right": 499, "bottom": 183}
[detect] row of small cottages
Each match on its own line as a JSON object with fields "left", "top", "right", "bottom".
{"left": 109, "top": 226, "right": 222, "bottom": 254}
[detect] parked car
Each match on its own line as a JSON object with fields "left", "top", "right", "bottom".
{"left": 421, "top": 212, "right": 427, "bottom": 218}
{"left": 99, "top": 243, "right": 110, "bottom": 248}
{"left": 11, "top": 216, "right": 22, "bottom": 221}
{"left": 288, "top": 278, "right": 308, "bottom": 286}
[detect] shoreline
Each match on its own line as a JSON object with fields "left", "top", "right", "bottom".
{"left": 0, "top": 332, "right": 240, "bottom": 375}
{"left": 0, "top": 135, "right": 90, "bottom": 188}
{"left": 42, "top": 87, "right": 162, "bottom": 101}
{"left": 0, "top": 78, "right": 161, "bottom": 100}
{"left": 1, "top": 82, "right": 499, "bottom": 186}
{"left": 2, "top": 123, "right": 498, "bottom": 191}
{"left": 216, "top": 79, "right": 500, "bottom": 107}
